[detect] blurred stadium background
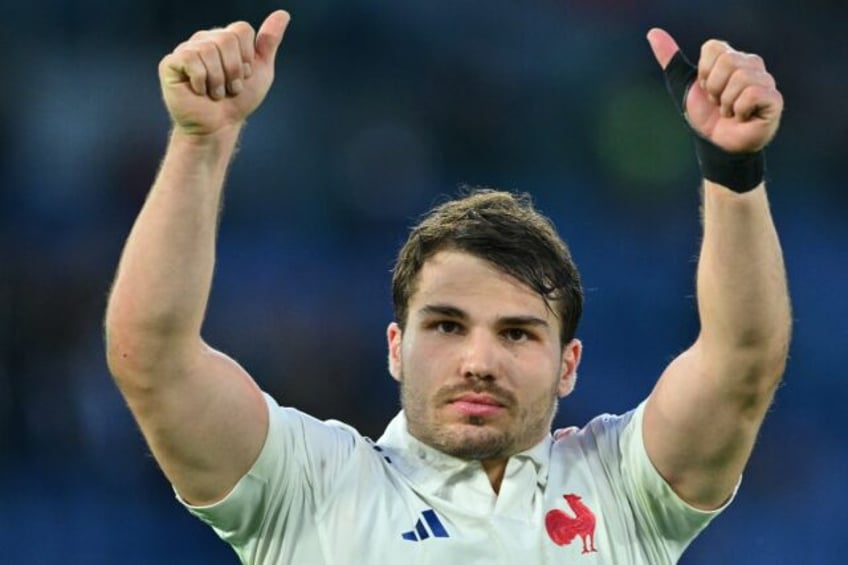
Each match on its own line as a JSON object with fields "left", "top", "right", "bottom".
{"left": 1, "top": 0, "right": 846, "bottom": 563}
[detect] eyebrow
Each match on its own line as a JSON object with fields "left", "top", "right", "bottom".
{"left": 418, "top": 304, "right": 468, "bottom": 320}
{"left": 417, "top": 304, "right": 550, "bottom": 328}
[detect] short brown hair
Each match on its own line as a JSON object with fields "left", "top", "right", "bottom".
{"left": 391, "top": 189, "right": 583, "bottom": 345}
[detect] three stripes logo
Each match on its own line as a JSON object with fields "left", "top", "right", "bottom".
{"left": 401, "top": 509, "right": 450, "bottom": 541}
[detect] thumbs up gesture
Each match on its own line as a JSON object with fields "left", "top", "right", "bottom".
{"left": 158, "top": 10, "right": 291, "bottom": 137}
{"left": 647, "top": 28, "right": 783, "bottom": 154}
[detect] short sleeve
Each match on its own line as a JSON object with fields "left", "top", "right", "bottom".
{"left": 618, "top": 400, "right": 738, "bottom": 553}
{"left": 174, "top": 392, "right": 357, "bottom": 559}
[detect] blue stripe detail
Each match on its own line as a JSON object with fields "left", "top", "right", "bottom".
{"left": 415, "top": 519, "right": 430, "bottom": 540}
{"left": 422, "top": 509, "right": 449, "bottom": 538}
{"left": 401, "top": 531, "right": 418, "bottom": 541}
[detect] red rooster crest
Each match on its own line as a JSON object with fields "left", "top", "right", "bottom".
{"left": 545, "top": 493, "right": 598, "bottom": 554}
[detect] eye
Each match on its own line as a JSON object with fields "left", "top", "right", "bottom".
{"left": 435, "top": 321, "right": 462, "bottom": 335}
{"left": 503, "top": 328, "right": 531, "bottom": 342}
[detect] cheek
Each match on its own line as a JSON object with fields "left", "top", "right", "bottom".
{"left": 401, "top": 334, "right": 446, "bottom": 372}
{"left": 401, "top": 335, "right": 455, "bottom": 387}
{"left": 515, "top": 353, "right": 562, "bottom": 394}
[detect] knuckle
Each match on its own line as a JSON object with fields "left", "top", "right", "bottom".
{"left": 702, "top": 38, "right": 731, "bottom": 56}
{"left": 195, "top": 40, "right": 219, "bottom": 58}
{"left": 750, "top": 68, "right": 772, "bottom": 87}
{"left": 171, "top": 42, "right": 196, "bottom": 61}
{"left": 744, "top": 53, "right": 767, "bottom": 72}
{"left": 764, "top": 72, "right": 777, "bottom": 89}
{"left": 215, "top": 32, "right": 241, "bottom": 57}
{"left": 228, "top": 20, "right": 253, "bottom": 37}
{"left": 735, "top": 67, "right": 774, "bottom": 90}
{"left": 730, "top": 66, "right": 755, "bottom": 84}
{"left": 193, "top": 29, "right": 238, "bottom": 53}
{"left": 162, "top": 49, "right": 193, "bottom": 72}
{"left": 711, "top": 51, "right": 744, "bottom": 79}
{"left": 716, "top": 50, "right": 739, "bottom": 69}
{"left": 747, "top": 53, "right": 764, "bottom": 66}
{"left": 216, "top": 29, "right": 240, "bottom": 48}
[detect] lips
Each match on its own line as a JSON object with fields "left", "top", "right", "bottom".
{"left": 449, "top": 393, "right": 507, "bottom": 417}
{"left": 452, "top": 393, "right": 505, "bottom": 407}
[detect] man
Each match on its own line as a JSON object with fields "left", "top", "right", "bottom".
{"left": 105, "top": 9, "right": 790, "bottom": 564}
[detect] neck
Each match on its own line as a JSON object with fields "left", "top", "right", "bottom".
{"left": 481, "top": 458, "right": 508, "bottom": 493}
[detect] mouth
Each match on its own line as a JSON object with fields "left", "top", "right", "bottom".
{"left": 448, "top": 393, "right": 507, "bottom": 418}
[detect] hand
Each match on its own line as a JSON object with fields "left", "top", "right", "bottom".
{"left": 159, "top": 10, "right": 291, "bottom": 137}
{"left": 647, "top": 28, "right": 783, "bottom": 154}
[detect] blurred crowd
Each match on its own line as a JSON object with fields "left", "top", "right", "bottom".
{"left": 1, "top": 0, "right": 846, "bottom": 563}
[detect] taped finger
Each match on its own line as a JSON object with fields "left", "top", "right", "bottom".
{"left": 662, "top": 50, "right": 698, "bottom": 115}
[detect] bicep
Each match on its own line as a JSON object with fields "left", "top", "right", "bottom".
{"left": 643, "top": 339, "right": 775, "bottom": 509}
{"left": 120, "top": 340, "right": 269, "bottom": 506}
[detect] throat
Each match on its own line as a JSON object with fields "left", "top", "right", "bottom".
{"left": 481, "top": 458, "right": 507, "bottom": 493}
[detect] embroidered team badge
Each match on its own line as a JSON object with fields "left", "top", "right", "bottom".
{"left": 545, "top": 493, "right": 598, "bottom": 554}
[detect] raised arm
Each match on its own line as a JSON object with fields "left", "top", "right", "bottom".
{"left": 104, "top": 11, "right": 291, "bottom": 505}
{"left": 641, "top": 29, "right": 791, "bottom": 509}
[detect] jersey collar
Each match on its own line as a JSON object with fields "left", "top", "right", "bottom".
{"left": 376, "top": 411, "right": 553, "bottom": 496}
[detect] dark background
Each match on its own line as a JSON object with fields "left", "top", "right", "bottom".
{"left": 1, "top": 0, "right": 845, "bottom": 563}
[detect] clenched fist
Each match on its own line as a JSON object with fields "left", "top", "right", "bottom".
{"left": 158, "top": 10, "right": 291, "bottom": 137}
{"left": 647, "top": 28, "right": 783, "bottom": 154}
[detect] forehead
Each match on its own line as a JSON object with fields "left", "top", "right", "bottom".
{"left": 411, "top": 250, "right": 554, "bottom": 321}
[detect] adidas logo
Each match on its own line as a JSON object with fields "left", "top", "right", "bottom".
{"left": 401, "top": 509, "right": 450, "bottom": 541}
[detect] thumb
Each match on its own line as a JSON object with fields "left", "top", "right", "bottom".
{"left": 648, "top": 27, "right": 697, "bottom": 115}
{"left": 255, "top": 10, "right": 291, "bottom": 64}
{"left": 646, "top": 27, "right": 680, "bottom": 70}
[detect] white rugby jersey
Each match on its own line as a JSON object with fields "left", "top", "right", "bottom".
{"left": 178, "top": 393, "right": 733, "bottom": 564}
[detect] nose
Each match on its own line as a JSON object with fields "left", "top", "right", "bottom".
{"left": 459, "top": 329, "right": 499, "bottom": 381}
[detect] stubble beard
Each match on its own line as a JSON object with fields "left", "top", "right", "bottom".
{"left": 399, "top": 371, "right": 560, "bottom": 461}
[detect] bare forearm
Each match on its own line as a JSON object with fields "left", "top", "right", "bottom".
{"left": 697, "top": 182, "right": 791, "bottom": 371}
{"left": 106, "top": 127, "right": 242, "bottom": 369}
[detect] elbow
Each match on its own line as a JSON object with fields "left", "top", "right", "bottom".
{"left": 104, "top": 307, "right": 128, "bottom": 379}
{"left": 104, "top": 325, "right": 155, "bottom": 394}
{"left": 744, "top": 345, "right": 787, "bottom": 399}
{"left": 104, "top": 303, "right": 143, "bottom": 382}
{"left": 730, "top": 343, "right": 789, "bottom": 417}
{"left": 698, "top": 331, "right": 790, "bottom": 410}
{"left": 751, "top": 323, "right": 791, "bottom": 384}
{"left": 104, "top": 311, "right": 198, "bottom": 396}
{"left": 704, "top": 315, "right": 791, "bottom": 373}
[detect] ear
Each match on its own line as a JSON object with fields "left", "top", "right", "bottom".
{"left": 557, "top": 338, "right": 582, "bottom": 398}
{"left": 387, "top": 322, "right": 403, "bottom": 382}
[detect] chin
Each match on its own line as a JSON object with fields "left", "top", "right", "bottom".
{"left": 438, "top": 423, "right": 513, "bottom": 460}
{"left": 464, "top": 414, "right": 493, "bottom": 427}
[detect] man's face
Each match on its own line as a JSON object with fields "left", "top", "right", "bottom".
{"left": 387, "top": 250, "right": 581, "bottom": 462}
